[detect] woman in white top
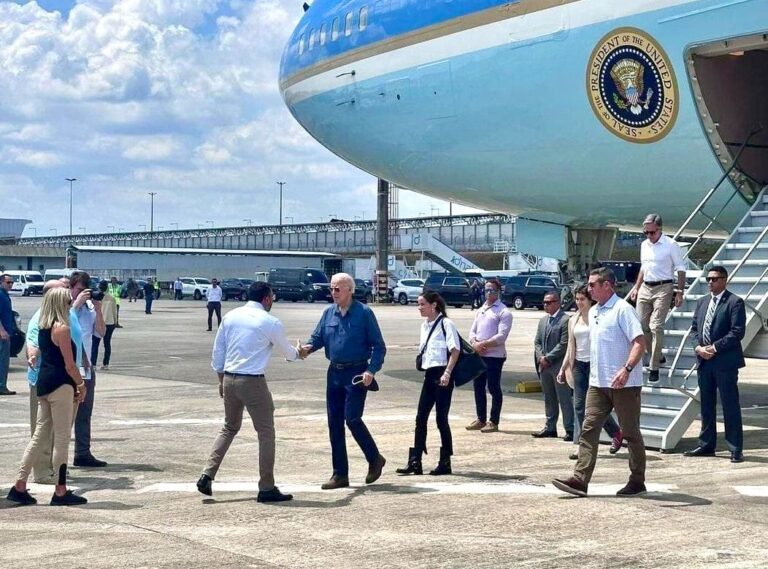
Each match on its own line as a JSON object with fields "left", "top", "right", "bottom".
{"left": 396, "top": 291, "right": 460, "bottom": 476}
{"left": 557, "top": 285, "right": 622, "bottom": 459}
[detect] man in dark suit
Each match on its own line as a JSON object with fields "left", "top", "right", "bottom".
{"left": 686, "top": 265, "right": 745, "bottom": 463}
{"left": 533, "top": 291, "right": 573, "bottom": 439}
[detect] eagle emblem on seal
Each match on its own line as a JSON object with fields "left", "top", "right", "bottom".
{"left": 610, "top": 59, "right": 654, "bottom": 116}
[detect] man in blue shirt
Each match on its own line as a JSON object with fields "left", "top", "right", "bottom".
{"left": 0, "top": 273, "right": 17, "bottom": 395}
{"left": 302, "top": 273, "right": 387, "bottom": 489}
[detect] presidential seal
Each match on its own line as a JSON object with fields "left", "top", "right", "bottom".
{"left": 586, "top": 28, "right": 678, "bottom": 143}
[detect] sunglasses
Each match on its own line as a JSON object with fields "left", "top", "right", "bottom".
{"left": 706, "top": 276, "right": 725, "bottom": 282}
{"left": 643, "top": 230, "right": 658, "bottom": 235}
{"left": 542, "top": 300, "right": 557, "bottom": 305}
{"left": 330, "top": 287, "right": 345, "bottom": 292}
{"left": 484, "top": 288, "right": 499, "bottom": 294}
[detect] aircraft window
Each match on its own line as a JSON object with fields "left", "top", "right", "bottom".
{"left": 331, "top": 17, "right": 339, "bottom": 41}
{"left": 359, "top": 6, "right": 369, "bottom": 30}
{"left": 309, "top": 29, "right": 316, "bottom": 50}
{"left": 344, "top": 11, "right": 353, "bottom": 36}
{"left": 320, "top": 23, "right": 327, "bottom": 45}
{"left": 298, "top": 35, "right": 305, "bottom": 55}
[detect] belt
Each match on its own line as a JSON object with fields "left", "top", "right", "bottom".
{"left": 329, "top": 360, "right": 368, "bottom": 370}
{"left": 644, "top": 279, "right": 674, "bottom": 287}
{"left": 224, "top": 372, "right": 264, "bottom": 378}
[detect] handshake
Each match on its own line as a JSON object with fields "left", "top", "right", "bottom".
{"left": 296, "top": 340, "right": 313, "bottom": 360}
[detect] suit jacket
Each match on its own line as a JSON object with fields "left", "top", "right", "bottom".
{"left": 534, "top": 310, "right": 569, "bottom": 373}
{"left": 690, "top": 289, "right": 746, "bottom": 371}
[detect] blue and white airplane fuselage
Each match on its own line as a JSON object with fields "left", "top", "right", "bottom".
{"left": 279, "top": 0, "right": 768, "bottom": 230}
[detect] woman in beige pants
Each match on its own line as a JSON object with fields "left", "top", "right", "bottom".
{"left": 7, "top": 288, "right": 88, "bottom": 506}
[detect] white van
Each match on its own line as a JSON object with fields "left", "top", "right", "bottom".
{"left": 6, "top": 270, "right": 45, "bottom": 296}
{"left": 44, "top": 268, "right": 75, "bottom": 282}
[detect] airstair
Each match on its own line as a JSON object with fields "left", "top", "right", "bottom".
{"left": 406, "top": 233, "right": 481, "bottom": 274}
{"left": 640, "top": 180, "right": 768, "bottom": 450}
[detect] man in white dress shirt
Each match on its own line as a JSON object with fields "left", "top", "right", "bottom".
{"left": 205, "top": 278, "right": 223, "bottom": 331}
{"left": 197, "top": 281, "right": 300, "bottom": 503}
{"left": 628, "top": 213, "right": 686, "bottom": 383}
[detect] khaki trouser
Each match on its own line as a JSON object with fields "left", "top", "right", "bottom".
{"left": 203, "top": 375, "right": 276, "bottom": 491}
{"left": 637, "top": 282, "right": 674, "bottom": 370}
{"left": 18, "top": 385, "right": 78, "bottom": 483}
{"left": 29, "top": 387, "right": 55, "bottom": 481}
{"left": 574, "top": 386, "right": 646, "bottom": 485}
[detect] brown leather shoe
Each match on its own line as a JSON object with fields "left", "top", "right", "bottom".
{"left": 321, "top": 475, "right": 350, "bottom": 490}
{"left": 365, "top": 454, "right": 386, "bottom": 484}
{"left": 480, "top": 421, "right": 498, "bottom": 433}
{"left": 616, "top": 481, "right": 647, "bottom": 496}
{"left": 465, "top": 419, "right": 486, "bottom": 431}
{"left": 552, "top": 476, "right": 588, "bottom": 497}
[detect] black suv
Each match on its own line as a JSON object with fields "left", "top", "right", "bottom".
{"left": 423, "top": 273, "right": 472, "bottom": 308}
{"left": 499, "top": 275, "right": 560, "bottom": 310}
{"left": 220, "top": 278, "right": 254, "bottom": 301}
{"left": 353, "top": 279, "right": 374, "bottom": 304}
{"left": 268, "top": 268, "right": 331, "bottom": 302}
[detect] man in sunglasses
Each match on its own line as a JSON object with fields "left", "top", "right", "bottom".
{"left": 0, "top": 274, "right": 17, "bottom": 395}
{"left": 686, "top": 265, "right": 745, "bottom": 463}
{"left": 628, "top": 213, "right": 686, "bottom": 383}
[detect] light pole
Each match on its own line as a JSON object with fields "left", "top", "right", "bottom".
{"left": 243, "top": 218, "right": 253, "bottom": 226}
{"left": 148, "top": 192, "right": 157, "bottom": 233}
{"left": 107, "top": 225, "right": 115, "bottom": 232}
{"left": 276, "top": 181, "right": 285, "bottom": 228}
{"left": 284, "top": 216, "right": 294, "bottom": 224}
{"left": 49, "top": 228, "right": 57, "bottom": 236}
{"left": 65, "top": 178, "right": 77, "bottom": 237}
{"left": 430, "top": 205, "right": 440, "bottom": 216}
{"left": 171, "top": 222, "right": 179, "bottom": 230}
{"left": 206, "top": 220, "right": 214, "bottom": 228}
{"left": 139, "top": 224, "right": 147, "bottom": 231}
{"left": 78, "top": 226, "right": 86, "bottom": 234}
{"left": 29, "top": 226, "right": 37, "bottom": 237}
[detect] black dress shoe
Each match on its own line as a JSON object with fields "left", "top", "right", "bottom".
{"left": 321, "top": 475, "right": 350, "bottom": 490}
{"left": 196, "top": 474, "right": 212, "bottom": 496}
{"left": 73, "top": 456, "right": 108, "bottom": 467}
{"left": 648, "top": 370, "right": 660, "bottom": 383}
{"left": 730, "top": 451, "right": 745, "bottom": 463}
{"left": 683, "top": 446, "right": 715, "bottom": 457}
{"left": 562, "top": 432, "right": 574, "bottom": 442}
{"left": 6, "top": 487, "right": 36, "bottom": 505}
{"left": 532, "top": 428, "right": 557, "bottom": 438}
{"left": 257, "top": 486, "right": 293, "bottom": 503}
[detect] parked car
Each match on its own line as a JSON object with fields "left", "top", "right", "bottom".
{"left": 268, "top": 268, "right": 330, "bottom": 303}
{"left": 499, "top": 275, "right": 560, "bottom": 310}
{"left": 6, "top": 271, "right": 44, "bottom": 296}
{"left": 353, "top": 278, "right": 374, "bottom": 304}
{"left": 220, "top": 278, "right": 254, "bottom": 301}
{"left": 423, "top": 273, "right": 472, "bottom": 308}
{"left": 392, "top": 278, "right": 425, "bottom": 305}
{"left": 180, "top": 277, "right": 211, "bottom": 300}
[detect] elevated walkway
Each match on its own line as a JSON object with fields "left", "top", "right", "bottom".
{"left": 405, "top": 233, "right": 481, "bottom": 274}
{"left": 641, "top": 184, "right": 768, "bottom": 451}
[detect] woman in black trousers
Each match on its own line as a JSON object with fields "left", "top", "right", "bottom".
{"left": 397, "top": 291, "right": 460, "bottom": 476}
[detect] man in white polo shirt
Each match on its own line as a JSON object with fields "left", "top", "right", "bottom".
{"left": 553, "top": 267, "right": 646, "bottom": 497}
{"left": 629, "top": 213, "right": 686, "bottom": 383}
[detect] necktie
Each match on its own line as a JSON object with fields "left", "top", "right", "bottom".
{"left": 702, "top": 296, "right": 718, "bottom": 345}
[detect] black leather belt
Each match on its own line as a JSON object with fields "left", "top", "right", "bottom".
{"left": 329, "top": 361, "right": 368, "bottom": 370}
{"left": 644, "top": 279, "right": 674, "bottom": 287}
{"left": 224, "top": 372, "right": 264, "bottom": 378}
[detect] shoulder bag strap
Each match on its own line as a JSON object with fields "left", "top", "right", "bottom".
{"left": 419, "top": 316, "right": 444, "bottom": 356}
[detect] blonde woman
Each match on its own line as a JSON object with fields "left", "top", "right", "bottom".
{"left": 557, "top": 285, "right": 622, "bottom": 460}
{"left": 7, "top": 287, "right": 88, "bottom": 506}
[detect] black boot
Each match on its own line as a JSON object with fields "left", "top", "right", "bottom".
{"left": 429, "top": 447, "right": 452, "bottom": 476}
{"left": 395, "top": 447, "right": 423, "bottom": 475}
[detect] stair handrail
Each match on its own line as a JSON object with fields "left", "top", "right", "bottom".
{"left": 740, "top": 263, "right": 768, "bottom": 331}
{"left": 672, "top": 125, "right": 763, "bottom": 246}
{"left": 668, "top": 327, "right": 692, "bottom": 379}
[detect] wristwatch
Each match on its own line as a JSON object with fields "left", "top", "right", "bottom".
{"left": 624, "top": 364, "right": 633, "bottom": 372}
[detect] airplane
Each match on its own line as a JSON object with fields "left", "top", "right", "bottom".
{"left": 278, "top": 0, "right": 768, "bottom": 264}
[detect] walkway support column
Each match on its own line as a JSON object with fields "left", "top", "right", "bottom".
{"left": 376, "top": 178, "right": 389, "bottom": 302}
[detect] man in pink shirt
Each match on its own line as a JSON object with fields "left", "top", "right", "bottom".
{"left": 467, "top": 278, "right": 513, "bottom": 432}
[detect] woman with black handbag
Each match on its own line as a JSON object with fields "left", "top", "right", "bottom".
{"left": 397, "top": 291, "right": 460, "bottom": 476}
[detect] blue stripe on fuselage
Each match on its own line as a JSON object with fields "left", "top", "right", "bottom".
{"left": 279, "top": 0, "right": 516, "bottom": 81}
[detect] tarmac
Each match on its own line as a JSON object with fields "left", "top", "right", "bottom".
{"left": 1, "top": 296, "right": 767, "bottom": 569}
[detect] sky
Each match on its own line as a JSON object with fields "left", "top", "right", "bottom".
{"left": 1, "top": 0, "right": 483, "bottom": 238}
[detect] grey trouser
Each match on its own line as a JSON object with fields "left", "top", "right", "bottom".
{"left": 74, "top": 369, "right": 96, "bottom": 459}
{"left": 30, "top": 386, "right": 55, "bottom": 480}
{"left": 540, "top": 366, "right": 574, "bottom": 433}
{"left": 204, "top": 374, "right": 276, "bottom": 491}
{"left": 637, "top": 282, "right": 674, "bottom": 370}
{"left": 18, "top": 385, "right": 78, "bottom": 483}
{"left": 575, "top": 386, "right": 646, "bottom": 485}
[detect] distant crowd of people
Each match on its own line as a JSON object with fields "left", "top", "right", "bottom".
{"left": 2, "top": 212, "right": 747, "bottom": 505}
